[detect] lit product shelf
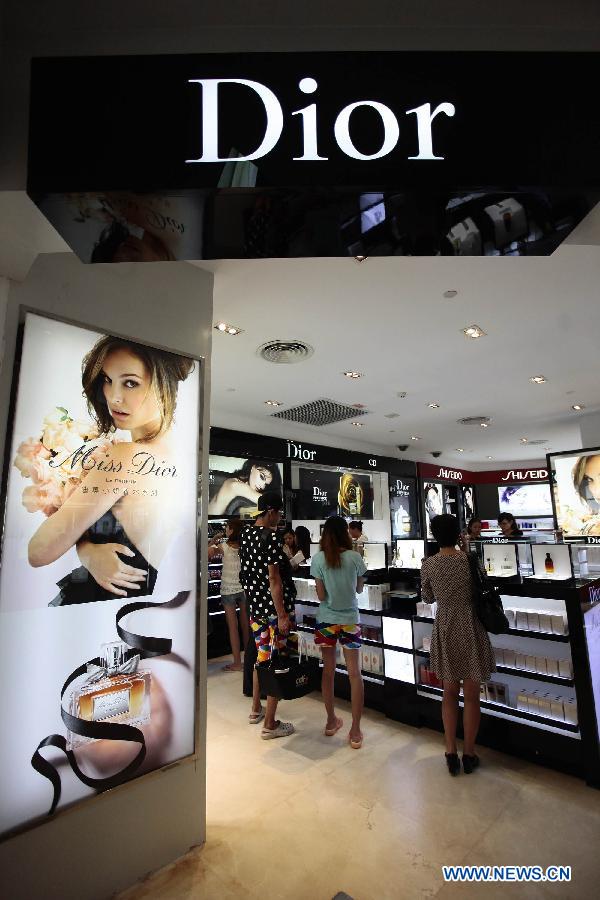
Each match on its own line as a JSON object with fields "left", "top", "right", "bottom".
{"left": 208, "top": 579, "right": 221, "bottom": 584}
{"left": 417, "top": 684, "right": 580, "bottom": 737}
{"left": 416, "top": 649, "right": 574, "bottom": 687}
{"left": 413, "top": 616, "right": 570, "bottom": 642}
{"left": 297, "top": 598, "right": 388, "bottom": 615}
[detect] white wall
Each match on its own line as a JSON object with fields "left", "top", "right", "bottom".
{"left": 579, "top": 413, "right": 600, "bottom": 450}
{"left": 0, "top": 253, "right": 213, "bottom": 900}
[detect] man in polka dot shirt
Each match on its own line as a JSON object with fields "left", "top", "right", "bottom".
{"left": 239, "top": 491, "right": 297, "bottom": 740}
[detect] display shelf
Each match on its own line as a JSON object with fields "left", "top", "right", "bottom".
{"left": 209, "top": 578, "right": 221, "bottom": 584}
{"left": 414, "top": 615, "right": 570, "bottom": 642}
{"left": 295, "top": 598, "right": 388, "bottom": 615}
{"left": 417, "top": 684, "right": 580, "bottom": 736}
{"left": 495, "top": 664, "right": 574, "bottom": 687}
{"left": 383, "top": 644, "right": 413, "bottom": 654}
{"left": 209, "top": 609, "right": 225, "bottom": 617}
{"left": 208, "top": 562, "right": 222, "bottom": 568}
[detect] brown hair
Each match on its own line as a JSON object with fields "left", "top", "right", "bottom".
{"left": 226, "top": 518, "right": 244, "bottom": 545}
{"left": 82, "top": 336, "right": 193, "bottom": 439}
{"left": 320, "top": 516, "right": 352, "bottom": 569}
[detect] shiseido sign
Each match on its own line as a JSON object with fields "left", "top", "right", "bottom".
{"left": 501, "top": 469, "right": 548, "bottom": 481}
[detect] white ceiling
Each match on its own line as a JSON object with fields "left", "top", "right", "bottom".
{"left": 201, "top": 214, "right": 600, "bottom": 467}
{"left": 2, "top": 191, "right": 600, "bottom": 470}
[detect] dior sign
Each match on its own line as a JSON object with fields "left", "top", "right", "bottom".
{"left": 186, "top": 78, "right": 455, "bottom": 164}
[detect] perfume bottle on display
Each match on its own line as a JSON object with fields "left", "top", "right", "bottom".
{"left": 410, "top": 547, "right": 417, "bottom": 565}
{"left": 545, "top": 552, "right": 555, "bottom": 575}
{"left": 486, "top": 557, "right": 493, "bottom": 574}
{"left": 501, "top": 553, "right": 512, "bottom": 573}
{"left": 68, "top": 641, "right": 151, "bottom": 749}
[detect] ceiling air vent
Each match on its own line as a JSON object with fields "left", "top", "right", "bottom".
{"left": 271, "top": 399, "right": 369, "bottom": 427}
{"left": 527, "top": 439, "right": 549, "bottom": 446}
{"left": 457, "top": 416, "right": 492, "bottom": 426}
{"left": 257, "top": 340, "right": 314, "bottom": 365}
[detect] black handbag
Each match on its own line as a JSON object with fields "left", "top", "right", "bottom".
{"left": 467, "top": 553, "right": 510, "bottom": 634}
{"left": 256, "top": 633, "right": 319, "bottom": 700}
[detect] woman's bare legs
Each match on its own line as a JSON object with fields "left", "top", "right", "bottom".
{"left": 343, "top": 647, "right": 363, "bottom": 744}
{"left": 223, "top": 604, "right": 242, "bottom": 668}
{"left": 462, "top": 679, "right": 481, "bottom": 756}
{"left": 442, "top": 680, "right": 460, "bottom": 754}
{"left": 320, "top": 646, "right": 342, "bottom": 732}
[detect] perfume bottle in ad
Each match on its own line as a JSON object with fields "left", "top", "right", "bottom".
{"left": 338, "top": 473, "right": 363, "bottom": 517}
{"left": 68, "top": 641, "right": 151, "bottom": 749}
{"left": 545, "top": 552, "right": 555, "bottom": 575}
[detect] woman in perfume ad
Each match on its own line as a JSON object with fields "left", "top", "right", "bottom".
{"left": 23, "top": 335, "right": 194, "bottom": 605}
{"left": 208, "top": 458, "right": 282, "bottom": 517}
{"left": 569, "top": 454, "right": 600, "bottom": 534}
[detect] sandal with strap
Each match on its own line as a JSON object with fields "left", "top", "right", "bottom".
{"left": 261, "top": 720, "right": 295, "bottom": 740}
{"left": 248, "top": 706, "right": 265, "bottom": 725}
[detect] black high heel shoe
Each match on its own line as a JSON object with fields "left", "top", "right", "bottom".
{"left": 445, "top": 752, "right": 460, "bottom": 776}
{"left": 462, "top": 754, "right": 480, "bottom": 774}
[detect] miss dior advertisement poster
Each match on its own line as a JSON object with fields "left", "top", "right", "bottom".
{"left": 0, "top": 313, "right": 200, "bottom": 837}
{"left": 294, "top": 467, "right": 374, "bottom": 520}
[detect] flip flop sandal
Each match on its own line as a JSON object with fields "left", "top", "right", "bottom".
{"left": 349, "top": 735, "right": 363, "bottom": 750}
{"left": 324, "top": 718, "right": 344, "bottom": 736}
{"left": 248, "top": 707, "right": 265, "bottom": 724}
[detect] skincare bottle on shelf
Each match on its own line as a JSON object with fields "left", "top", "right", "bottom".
{"left": 545, "top": 552, "right": 555, "bottom": 575}
{"left": 68, "top": 641, "right": 151, "bottom": 749}
{"left": 501, "top": 553, "right": 512, "bottom": 573}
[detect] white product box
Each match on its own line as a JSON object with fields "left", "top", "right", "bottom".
{"left": 546, "top": 658, "right": 559, "bottom": 677}
{"left": 535, "top": 657, "right": 548, "bottom": 675}
{"left": 525, "top": 655, "right": 537, "bottom": 672}
{"left": 563, "top": 699, "right": 578, "bottom": 725}
{"left": 527, "top": 692, "right": 539, "bottom": 712}
{"left": 495, "top": 683, "right": 509, "bottom": 705}
{"left": 537, "top": 696, "right": 552, "bottom": 717}
{"left": 516, "top": 610, "right": 529, "bottom": 630}
{"left": 494, "top": 648, "right": 505, "bottom": 666}
{"left": 503, "top": 650, "right": 517, "bottom": 668}
{"left": 539, "top": 613, "right": 552, "bottom": 633}
{"left": 558, "top": 659, "right": 573, "bottom": 679}
{"left": 551, "top": 614, "right": 566, "bottom": 635}
{"left": 486, "top": 683, "right": 498, "bottom": 702}
{"left": 517, "top": 691, "right": 529, "bottom": 711}
{"left": 527, "top": 612, "right": 540, "bottom": 632}
{"left": 515, "top": 652, "right": 527, "bottom": 670}
{"left": 371, "top": 649, "right": 382, "bottom": 675}
{"left": 504, "top": 608, "right": 516, "bottom": 628}
{"left": 550, "top": 697, "right": 565, "bottom": 720}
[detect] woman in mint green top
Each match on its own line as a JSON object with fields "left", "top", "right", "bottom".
{"left": 310, "top": 516, "right": 367, "bottom": 749}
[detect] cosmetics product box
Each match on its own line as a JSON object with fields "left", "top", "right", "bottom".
{"left": 504, "top": 608, "right": 516, "bottom": 628}
{"left": 525, "top": 655, "right": 537, "bottom": 672}
{"left": 495, "top": 683, "right": 508, "bottom": 705}
{"left": 527, "top": 692, "right": 539, "bottom": 712}
{"left": 371, "top": 649, "right": 382, "bottom": 675}
{"left": 563, "top": 699, "right": 578, "bottom": 725}
{"left": 537, "top": 695, "right": 552, "bottom": 717}
{"left": 539, "top": 613, "right": 552, "bottom": 633}
{"left": 486, "top": 683, "right": 498, "bottom": 702}
{"left": 527, "top": 612, "right": 540, "bottom": 632}
{"left": 494, "top": 647, "right": 505, "bottom": 666}
{"left": 551, "top": 614, "right": 566, "bottom": 635}
{"left": 516, "top": 610, "right": 529, "bottom": 630}
{"left": 422, "top": 635, "right": 431, "bottom": 652}
{"left": 535, "top": 657, "right": 548, "bottom": 675}
{"left": 361, "top": 648, "right": 371, "bottom": 671}
{"left": 480, "top": 684, "right": 488, "bottom": 701}
{"left": 418, "top": 663, "right": 428, "bottom": 685}
{"left": 515, "top": 652, "right": 527, "bottom": 670}
{"left": 517, "top": 691, "right": 529, "bottom": 712}
{"left": 416, "top": 602, "right": 426, "bottom": 616}
{"left": 550, "top": 697, "right": 565, "bottom": 720}
{"left": 546, "top": 658, "right": 559, "bottom": 677}
{"left": 503, "top": 650, "right": 517, "bottom": 668}
{"left": 558, "top": 659, "right": 573, "bottom": 679}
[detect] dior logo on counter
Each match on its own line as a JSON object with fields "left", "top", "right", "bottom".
{"left": 437, "top": 467, "right": 463, "bottom": 481}
{"left": 186, "top": 78, "right": 456, "bottom": 164}
{"left": 588, "top": 585, "right": 600, "bottom": 604}
{"left": 395, "top": 479, "right": 411, "bottom": 496}
{"left": 287, "top": 441, "right": 316, "bottom": 461}
{"left": 501, "top": 469, "right": 548, "bottom": 481}
{"left": 491, "top": 537, "right": 509, "bottom": 543}
{"left": 586, "top": 537, "right": 600, "bottom": 545}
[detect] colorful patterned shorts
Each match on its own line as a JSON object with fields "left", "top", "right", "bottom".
{"left": 314, "top": 622, "right": 362, "bottom": 650}
{"left": 251, "top": 615, "right": 298, "bottom": 664}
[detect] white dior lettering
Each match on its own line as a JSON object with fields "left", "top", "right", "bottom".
{"left": 396, "top": 479, "right": 410, "bottom": 496}
{"left": 186, "top": 78, "right": 455, "bottom": 164}
{"left": 287, "top": 441, "right": 316, "bottom": 461}
{"left": 312, "top": 486, "right": 328, "bottom": 502}
{"left": 369, "top": 458, "right": 377, "bottom": 467}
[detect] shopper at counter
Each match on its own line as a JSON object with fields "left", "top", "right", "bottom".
{"left": 239, "top": 492, "right": 297, "bottom": 739}
{"left": 220, "top": 518, "right": 250, "bottom": 673}
{"left": 498, "top": 512, "right": 523, "bottom": 539}
{"left": 348, "top": 520, "right": 368, "bottom": 553}
{"left": 311, "top": 516, "right": 367, "bottom": 749}
{"left": 295, "top": 526, "right": 312, "bottom": 563}
{"left": 420, "top": 514, "right": 495, "bottom": 776}
{"left": 466, "top": 517, "right": 483, "bottom": 540}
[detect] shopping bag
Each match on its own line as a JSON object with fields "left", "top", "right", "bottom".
{"left": 256, "top": 633, "right": 319, "bottom": 700}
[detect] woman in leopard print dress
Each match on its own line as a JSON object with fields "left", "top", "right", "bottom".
{"left": 420, "top": 514, "right": 495, "bottom": 776}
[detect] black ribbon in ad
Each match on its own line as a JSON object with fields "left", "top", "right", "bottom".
{"left": 31, "top": 591, "right": 189, "bottom": 815}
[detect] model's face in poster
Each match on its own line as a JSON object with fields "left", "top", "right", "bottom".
{"left": 423, "top": 482, "right": 443, "bottom": 539}
{"left": 553, "top": 452, "right": 600, "bottom": 536}
{"left": 0, "top": 314, "right": 200, "bottom": 837}
{"left": 497, "top": 484, "right": 552, "bottom": 517}
{"left": 208, "top": 455, "right": 284, "bottom": 519}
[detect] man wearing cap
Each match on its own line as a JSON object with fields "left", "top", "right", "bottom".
{"left": 239, "top": 491, "right": 297, "bottom": 739}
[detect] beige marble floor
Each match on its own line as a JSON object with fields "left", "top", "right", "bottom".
{"left": 118, "top": 658, "right": 600, "bottom": 900}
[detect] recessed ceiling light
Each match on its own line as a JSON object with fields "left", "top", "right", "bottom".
{"left": 388, "top": 430, "right": 396, "bottom": 433}
{"left": 520, "top": 437, "right": 529, "bottom": 443}
{"left": 463, "top": 324, "right": 486, "bottom": 339}
{"left": 410, "top": 435, "right": 421, "bottom": 441}
{"left": 354, "top": 256, "right": 367, "bottom": 263}
{"left": 443, "top": 289, "right": 458, "bottom": 298}
{"left": 384, "top": 413, "right": 400, "bottom": 419}
{"left": 480, "top": 422, "right": 490, "bottom": 428}
{"left": 572, "top": 404, "right": 585, "bottom": 411}
{"left": 351, "top": 421, "right": 363, "bottom": 427}
{"left": 214, "top": 321, "right": 243, "bottom": 335}
{"left": 427, "top": 402, "right": 440, "bottom": 409}
{"left": 487, "top": 456, "right": 493, "bottom": 460}
{"left": 264, "top": 400, "right": 282, "bottom": 407}
{"left": 343, "top": 371, "right": 363, "bottom": 379}
{"left": 455, "top": 448, "right": 465, "bottom": 452}
{"left": 529, "top": 375, "right": 547, "bottom": 384}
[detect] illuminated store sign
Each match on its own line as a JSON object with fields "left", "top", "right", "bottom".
{"left": 501, "top": 468, "right": 548, "bottom": 481}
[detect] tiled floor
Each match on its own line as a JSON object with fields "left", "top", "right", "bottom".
{"left": 118, "top": 658, "right": 600, "bottom": 899}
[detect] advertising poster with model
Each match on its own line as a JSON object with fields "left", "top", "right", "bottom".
{"left": 423, "top": 482, "right": 443, "bottom": 540}
{"left": 497, "top": 483, "right": 552, "bottom": 518}
{"left": 208, "top": 454, "right": 284, "bottom": 518}
{"left": 0, "top": 313, "right": 200, "bottom": 837}
{"left": 550, "top": 448, "right": 600, "bottom": 537}
{"left": 389, "top": 476, "right": 418, "bottom": 539}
